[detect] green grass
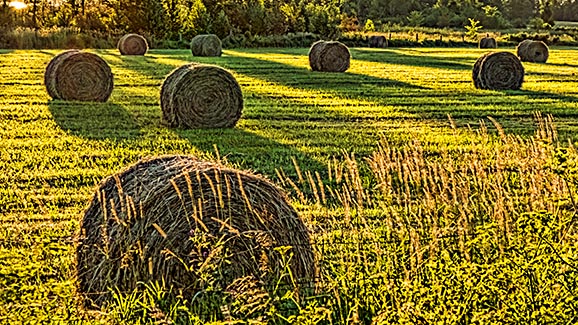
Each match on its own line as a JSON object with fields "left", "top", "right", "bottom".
{"left": 2, "top": 47, "right": 578, "bottom": 323}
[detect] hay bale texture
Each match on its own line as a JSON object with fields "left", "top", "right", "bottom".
{"left": 478, "top": 36, "right": 497, "bottom": 49}
{"left": 160, "top": 63, "right": 243, "bottom": 128}
{"left": 76, "top": 155, "right": 316, "bottom": 307}
{"left": 517, "top": 39, "right": 549, "bottom": 63}
{"left": 472, "top": 52, "right": 524, "bottom": 90}
{"left": 308, "top": 40, "right": 351, "bottom": 72}
{"left": 118, "top": 33, "right": 148, "bottom": 56}
{"left": 368, "top": 35, "right": 387, "bottom": 48}
{"left": 191, "top": 34, "right": 222, "bottom": 57}
{"left": 44, "top": 50, "right": 113, "bottom": 102}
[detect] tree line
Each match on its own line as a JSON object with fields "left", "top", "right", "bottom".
{"left": 1, "top": 0, "right": 577, "bottom": 39}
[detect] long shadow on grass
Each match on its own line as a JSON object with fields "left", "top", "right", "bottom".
{"left": 224, "top": 50, "right": 429, "bottom": 91}
{"left": 510, "top": 89, "right": 578, "bottom": 105}
{"left": 48, "top": 100, "right": 142, "bottom": 140}
{"left": 351, "top": 48, "right": 473, "bottom": 71}
{"left": 172, "top": 127, "right": 325, "bottom": 177}
{"left": 544, "top": 62, "right": 578, "bottom": 68}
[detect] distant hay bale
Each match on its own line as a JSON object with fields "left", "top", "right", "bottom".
{"left": 308, "top": 40, "right": 350, "bottom": 72}
{"left": 118, "top": 33, "right": 148, "bottom": 56}
{"left": 472, "top": 52, "right": 524, "bottom": 90}
{"left": 44, "top": 50, "right": 113, "bottom": 102}
{"left": 516, "top": 39, "right": 533, "bottom": 58}
{"left": 368, "top": 35, "right": 387, "bottom": 48}
{"left": 517, "top": 39, "right": 549, "bottom": 63}
{"left": 478, "top": 36, "right": 497, "bottom": 49}
{"left": 160, "top": 63, "right": 243, "bottom": 128}
{"left": 76, "top": 155, "right": 316, "bottom": 307}
{"left": 190, "top": 34, "right": 222, "bottom": 57}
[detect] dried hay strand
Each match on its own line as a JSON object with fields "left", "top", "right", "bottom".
{"left": 478, "top": 36, "right": 497, "bottom": 49}
{"left": 160, "top": 63, "right": 243, "bottom": 128}
{"left": 190, "top": 34, "right": 222, "bottom": 57}
{"left": 308, "top": 40, "right": 351, "bottom": 72}
{"left": 44, "top": 50, "right": 113, "bottom": 102}
{"left": 76, "top": 155, "right": 316, "bottom": 307}
{"left": 517, "top": 39, "right": 549, "bottom": 63}
{"left": 472, "top": 52, "right": 524, "bottom": 90}
{"left": 118, "top": 33, "right": 148, "bottom": 56}
{"left": 368, "top": 35, "right": 387, "bottom": 48}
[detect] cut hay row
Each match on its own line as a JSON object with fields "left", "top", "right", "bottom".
{"left": 517, "top": 39, "right": 549, "bottom": 63}
{"left": 160, "top": 63, "right": 243, "bottom": 129}
{"left": 473, "top": 52, "right": 524, "bottom": 90}
{"left": 44, "top": 50, "right": 113, "bottom": 102}
{"left": 76, "top": 155, "right": 316, "bottom": 307}
{"left": 308, "top": 40, "right": 351, "bottom": 72}
{"left": 118, "top": 34, "right": 148, "bottom": 56}
{"left": 191, "top": 34, "right": 222, "bottom": 57}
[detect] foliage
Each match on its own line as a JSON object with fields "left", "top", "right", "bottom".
{"left": 363, "top": 19, "right": 375, "bottom": 32}
{"left": 2, "top": 1, "right": 578, "bottom": 41}
{"left": 406, "top": 11, "right": 425, "bottom": 27}
{"left": 464, "top": 18, "right": 483, "bottom": 39}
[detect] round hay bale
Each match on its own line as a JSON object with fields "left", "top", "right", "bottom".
{"left": 516, "top": 39, "right": 533, "bottom": 58}
{"left": 44, "top": 51, "right": 113, "bottom": 102}
{"left": 76, "top": 155, "right": 316, "bottom": 307}
{"left": 472, "top": 52, "right": 524, "bottom": 90}
{"left": 190, "top": 34, "right": 222, "bottom": 57}
{"left": 160, "top": 63, "right": 243, "bottom": 128}
{"left": 118, "top": 33, "right": 148, "bottom": 56}
{"left": 472, "top": 52, "right": 491, "bottom": 89}
{"left": 308, "top": 40, "right": 350, "bottom": 72}
{"left": 44, "top": 49, "right": 80, "bottom": 100}
{"left": 517, "top": 40, "right": 549, "bottom": 63}
{"left": 368, "top": 35, "right": 387, "bottom": 48}
{"left": 478, "top": 37, "right": 497, "bottom": 49}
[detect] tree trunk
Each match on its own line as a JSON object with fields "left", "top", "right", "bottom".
{"left": 32, "top": 0, "right": 38, "bottom": 29}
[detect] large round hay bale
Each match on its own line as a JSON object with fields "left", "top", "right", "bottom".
{"left": 76, "top": 155, "right": 316, "bottom": 307}
{"left": 160, "top": 63, "right": 243, "bottom": 128}
{"left": 308, "top": 40, "right": 350, "bottom": 72}
{"left": 478, "top": 37, "right": 497, "bottom": 49}
{"left": 44, "top": 49, "right": 80, "bottom": 100}
{"left": 368, "top": 35, "right": 387, "bottom": 48}
{"left": 472, "top": 52, "right": 524, "bottom": 90}
{"left": 190, "top": 34, "right": 222, "bottom": 57}
{"left": 517, "top": 39, "right": 549, "bottom": 63}
{"left": 472, "top": 52, "right": 491, "bottom": 89}
{"left": 118, "top": 33, "right": 148, "bottom": 56}
{"left": 44, "top": 51, "right": 113, "bottom": 102}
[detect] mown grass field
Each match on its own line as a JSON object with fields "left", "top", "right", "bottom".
{"left": 1, "top": 47, "right": 578, "bottom": 323}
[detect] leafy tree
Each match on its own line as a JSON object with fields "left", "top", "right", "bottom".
{"left": 406, "top": 10, "right": 425, "bottom": 27}
{"left": 464, "top": 18, "right": 483, "bottom": 39}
